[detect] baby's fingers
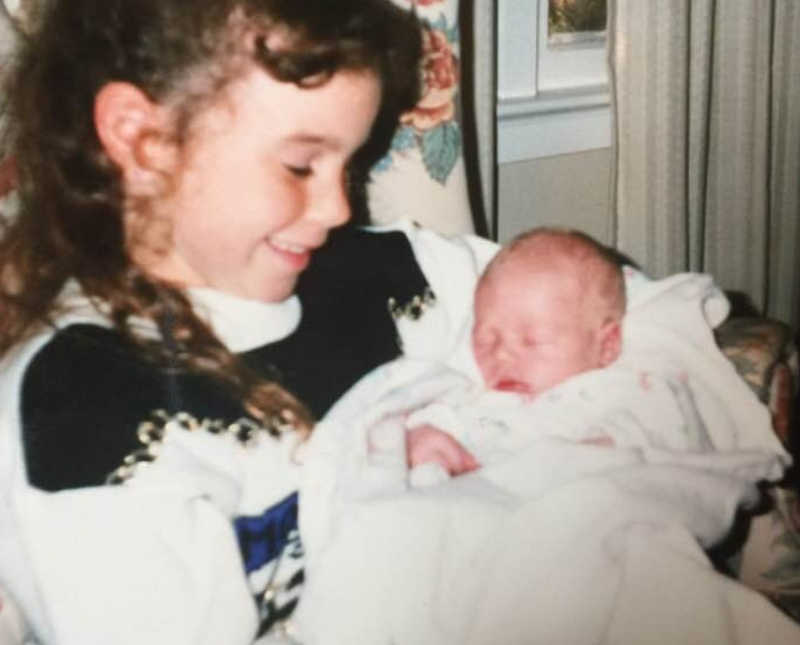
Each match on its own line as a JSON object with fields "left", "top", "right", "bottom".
{"left": 406, "top": 425, "right": 480, "bottom": 475}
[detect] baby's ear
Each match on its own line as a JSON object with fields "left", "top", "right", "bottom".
{"left": 597, "top": 319, "right": 622, "bottom": 367}
{"left": 94, "top": 82, "right": 174, "bottom": 192}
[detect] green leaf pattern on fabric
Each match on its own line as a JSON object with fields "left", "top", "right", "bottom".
{"left": 421, "top": 121, "right": 461, "bottom": 184}
{"left": 374, "top": 12, "right": 461, "bottom": 185}
{"left": 757, "top": 488, "right": 800, "bottom": 621}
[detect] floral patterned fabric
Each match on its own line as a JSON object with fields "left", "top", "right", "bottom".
{"left": 715, "top": 315, "right": 800, "bottom": 621}
{"left": 739, "top": 487, "right": 800, "bottom": 622}
{"left": 382, "top": 8, "right": 462, "bottom": 184}
{"left": 367, "top": 0, "right": 474, "bottom": 235}
{"left": 0, "top": 156, "right": 15, "bottom": 223}
{"left": 715, "top": 317, "right": 797, "bottom": 412}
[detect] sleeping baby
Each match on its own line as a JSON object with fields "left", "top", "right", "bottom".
{"left": 405, "top": 227, "right": 712, "bottom": 479}
{"left": 295, "top": 229, "right": 789, "bottom": 644}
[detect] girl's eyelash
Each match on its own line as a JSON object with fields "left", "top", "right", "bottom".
{"left": 285, "top": 164, "right": 312, "bottom": 178}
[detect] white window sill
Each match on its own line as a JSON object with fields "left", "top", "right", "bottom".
{"left": 498, "top": 86, "right": 611, "bottom": 164}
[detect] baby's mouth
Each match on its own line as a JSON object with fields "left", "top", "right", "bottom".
{"left": 493, "top": 379, "right": 532, "bottom": 394}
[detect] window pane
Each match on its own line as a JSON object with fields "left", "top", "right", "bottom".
{"left": 548, "top": 0, "right": 607, "bottom": 37}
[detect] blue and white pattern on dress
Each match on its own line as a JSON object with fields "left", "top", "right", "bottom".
{"left": 235, "top": 492, "right": 305, "bottom": 636}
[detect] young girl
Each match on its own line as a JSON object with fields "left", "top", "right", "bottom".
{"left": 0, "top": 1, "right": 495, "bottom": 643}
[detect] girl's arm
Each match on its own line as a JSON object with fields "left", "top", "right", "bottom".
{"left": 5, "top": 481, "right": 259, "bottom": 644}
{"left": 0, "top": 328, "right": 301, "bottom": 645}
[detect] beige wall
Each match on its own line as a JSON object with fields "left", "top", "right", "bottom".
{"left": 497, "top": 147, "right": 613, "bottom": 245}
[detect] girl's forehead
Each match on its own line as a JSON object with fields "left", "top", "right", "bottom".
{"left": 182, "top": 65, "right": 381, "bottom": 144}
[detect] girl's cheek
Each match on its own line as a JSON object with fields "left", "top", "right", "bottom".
{"left": 124, "top": 208, "right": 175, "bottom": 269}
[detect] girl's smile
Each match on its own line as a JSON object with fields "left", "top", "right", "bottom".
{"left": 136, "top": 66, "right": 382, "bottom": 302}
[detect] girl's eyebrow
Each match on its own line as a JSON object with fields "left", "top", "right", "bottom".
{"left": 286, "top": 133, "right": 325, "bottom": 143}
{"left": 283, "top": 133, "right": 342, "bottom": 149}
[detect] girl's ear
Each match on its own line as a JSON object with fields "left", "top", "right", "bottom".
{"left": 597, "top": 319, "right": 622, "bottom": 367}
{"left": 94, "top": 82, "right": 173, "bottom": 188}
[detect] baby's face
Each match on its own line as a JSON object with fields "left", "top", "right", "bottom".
{"left": 472, "top": 260, "right": 604, "bottom": 397}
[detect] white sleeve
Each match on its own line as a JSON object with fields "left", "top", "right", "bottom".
{"left": 368, "top": 220, "right": 499, "bottom": 380}
{"left": 0, "top": 340, "right": 303, "bottom": 645}
{"left": 4, "top": 482, "right": 257, "bottom": 645}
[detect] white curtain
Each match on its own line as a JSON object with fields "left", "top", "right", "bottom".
{"left": 608, "top": 0, "right": 800, "bottom": 327}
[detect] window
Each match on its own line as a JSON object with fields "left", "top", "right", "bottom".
{"left": 549, "top": 0, "right": 607, "bottom": 37}
{"left": 539, "top": 0, "right": 607, "bottom": 91}
{"left": 498, "top": 0, "right": 611, "bottom": 163}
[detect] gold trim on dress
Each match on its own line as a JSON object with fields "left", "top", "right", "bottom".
{"left": 106, "top": 410, "right": 274, "bottom": 485}
{"left": 387, "top": 286, "right": 436, "bottom": 321}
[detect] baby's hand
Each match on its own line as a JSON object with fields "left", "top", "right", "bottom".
{"left": 406, "top": 425, "right": 480, "bottom": 476}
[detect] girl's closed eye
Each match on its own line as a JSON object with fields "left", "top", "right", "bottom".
{"left": 280, "top": 145, "right": 319, "bottom": 178}
{"left": 285, "top": 164, "right": 312, "bottom": 178}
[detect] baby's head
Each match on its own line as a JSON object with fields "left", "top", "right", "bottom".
{"left": 472, "top": 228, "right": 626, "bottom": 396}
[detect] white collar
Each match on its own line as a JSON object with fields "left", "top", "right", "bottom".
{"left": 188, "top": 287, "right": 301, "bottom": 352}
{"left": 56, "top": 280, "right": 301, "bottom": 353}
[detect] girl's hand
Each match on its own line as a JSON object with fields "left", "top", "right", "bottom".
{"left": 406, "top": 424, "right": 480, "bottom": 476}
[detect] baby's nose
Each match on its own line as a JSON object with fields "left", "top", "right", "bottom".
{"left": 491, "top": 343, "right": 515, "bottom": 363}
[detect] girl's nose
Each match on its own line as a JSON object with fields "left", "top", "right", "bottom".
{"left": 311, "top": 175, "right": 351, "bottom": 228}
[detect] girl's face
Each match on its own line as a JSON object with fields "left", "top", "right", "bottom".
{"left": 137, "top": 67, "right": 382, "bottom": 302}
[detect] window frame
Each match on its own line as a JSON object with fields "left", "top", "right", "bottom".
{"left": 497, "top": 0, "right": 611, "bottom": 163}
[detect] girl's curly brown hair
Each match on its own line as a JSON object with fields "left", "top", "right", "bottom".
{"left": 0, "top": 0, "right": 422, "bottom": 435}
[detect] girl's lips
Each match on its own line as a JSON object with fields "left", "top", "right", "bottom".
{"left": 267, "top": 239, "right": 313, "bottom": 271}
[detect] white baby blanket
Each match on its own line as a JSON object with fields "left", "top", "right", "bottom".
{"left": 293, "top": 273, "right": 798, "bottom": 644}
{"left": 404, "top": 364, "right": 715, "bottom": 477}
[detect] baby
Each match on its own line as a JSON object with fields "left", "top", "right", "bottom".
{"left": 406, "top": 227, "right": 710, "bottom": 476}
{"left": 406, "top": 227, "right": 626, "bottom": 472}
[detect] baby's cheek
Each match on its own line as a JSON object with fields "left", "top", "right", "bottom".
{"left": 473, "top": 350, "right": 492, "bottom": 378}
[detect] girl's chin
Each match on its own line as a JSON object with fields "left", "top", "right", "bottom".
{"left": 206, "top": 268, "right": 300, "bottom": 303}
{"left": 244, "top": 275, "right": 300, "bottom": 303}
